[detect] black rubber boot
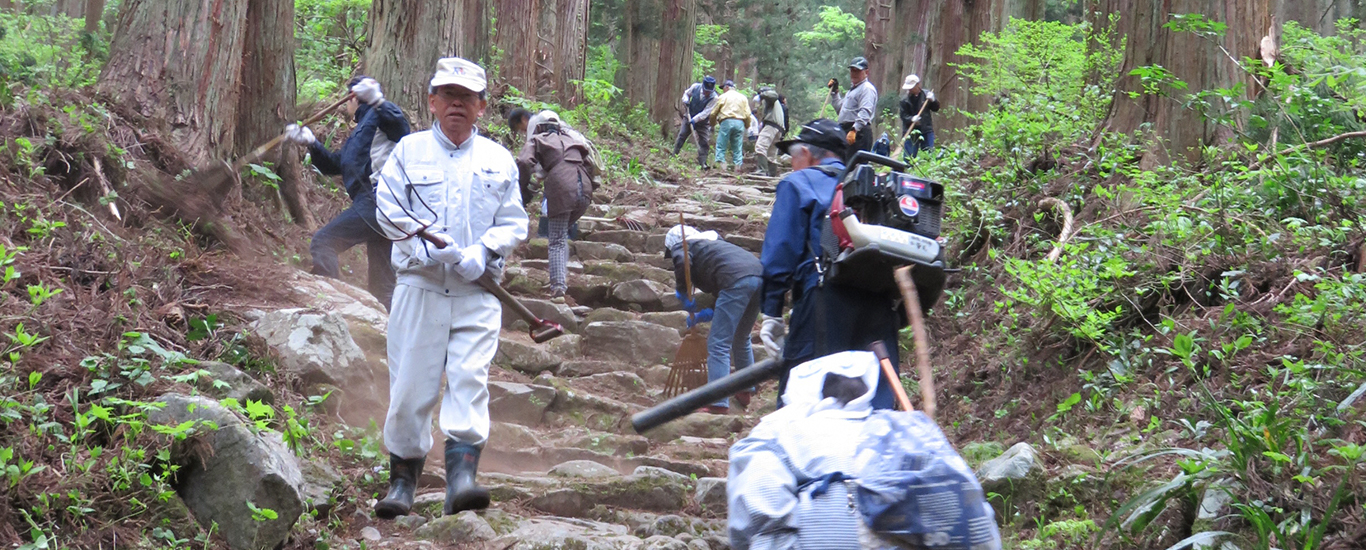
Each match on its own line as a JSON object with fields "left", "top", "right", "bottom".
{"left": 375, "top": 454, "right": 424, "bottom": 519}
{"left": 443, "top": 440, "right": 491, "bottom": 515}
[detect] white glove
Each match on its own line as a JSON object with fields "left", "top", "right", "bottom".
{"left": 453, "top": 244, "right": 488, "bottom": 281}
{"left": 427, "top": 233, "right": 462, "bottom": 264}
{"left": 351, "top": 77, "right": 384, "bottom": 106}
{"left": 926, "top": 90, "right": 936, "bottom": 101}
{"left": 284, "top": 124, "right": 315, "bottom": 145}
{"left": 911, "top": 115, "right": 922, "bottom": 124}
{"left": 759, "top": 315, "right": 785, "bottom": 357}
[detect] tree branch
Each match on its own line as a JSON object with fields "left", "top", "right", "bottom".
{"left": 1252, "top": 130, "right": 1366, "bottom": 169}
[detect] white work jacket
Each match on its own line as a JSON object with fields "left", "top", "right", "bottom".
{"left": 375, "top": 124, "right": 529, "bottom": 296}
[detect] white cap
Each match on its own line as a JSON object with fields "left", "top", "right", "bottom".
{"left": 664, "top": 224, "right": 718, "bottom": 251}
{"left": 901, "top": 74, "right": 921, "bottom": 91}
{"left": 430, "top": 57, "right": 487, "bottom": 93}
{"left": 536, "top": 110, "right": 562, "bottom": 125}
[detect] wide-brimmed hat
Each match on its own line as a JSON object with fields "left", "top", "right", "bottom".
{"left": 775, "top": 118, "right": 847, "bottom": 158}
{"left": 901, "top": 74, "right": 921, "bottom": 91}
{"left": 430, "top": 57, "right": 486, "bottom": 93}
{"left": 848, "top": 57, "right": 869, "bottom": 70}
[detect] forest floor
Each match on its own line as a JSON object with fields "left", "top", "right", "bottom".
{"left": 1, "top": 85, "right": 1363, "bottom": 550}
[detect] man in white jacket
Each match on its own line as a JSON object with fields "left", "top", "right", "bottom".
{"left": 372, "top": 57, "right": 529, "bottom": 519}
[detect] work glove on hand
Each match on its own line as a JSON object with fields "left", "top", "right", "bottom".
{"left": 453, "top": 244, "right": 488, "bottom": 281}
{"left": 674, "top": 290, "right": 699, "bottom": 313}
{"left": 911, "top": 115, "right": 922, "bottom": 124}
{"left": 827, "top": 78, "right": 839, "bottom": 92}
{"left": 427, "top": 233, "right": 462, "bottom": 264}
{"left": 351, "top": 77, "right": 384, "bottom": 106}
{"left": 284, "top": 124, "right": 315, "bottom": 146}
{"left": 846, "top": 130, "right": 857, "bottom": 144}
{"left": 759, "top": 314, "right": 785, "bottom": 357}
{"left": 686, "top": 308, "right": 714, "bottom": 329}
{"left": 926, "top": 90, "right": 936, "bottom": 101}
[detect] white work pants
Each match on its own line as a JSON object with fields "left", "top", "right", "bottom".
{"left": 383, "top": 284, "right": 501, "bottom": 458}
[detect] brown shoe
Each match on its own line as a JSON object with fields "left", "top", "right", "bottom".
{"left": 698, "top": 405, "right": 730, "bottom": 415}
{"left": 733, "top": 391, "right": 752, "bottom": 410}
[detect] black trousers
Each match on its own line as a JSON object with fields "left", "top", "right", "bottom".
{"left": 840, "top": 122, "right": 874, "bottom": 164}
{"left": 778, "top": 283, "right": 904, "bottom": 410}
{"left": 672, "top": 117, "right": 713, "bottom": 167}
{"left": 309, "top": 193, "right": 396, "bottom": 310}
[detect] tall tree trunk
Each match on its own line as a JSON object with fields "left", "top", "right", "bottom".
{"left": 1090, "top": 0, "right": 1278, "bottom": 164}
{"left": 83, "top": 0, "right": 103, "bottom": 34}
{"left": 541, "top": 0, "right": 590, "bottom": 105}
{"left": 237, "top": 0, "right": 314, "bottom": 229}
{"left": 873, "top": 0, "right": 1023, "bottom": 136}
{"left": 495, "top": 0, "right": 539, "bottom": 98}
{"left": 363, "top": 0, "right": 489, "bottom": 126}
{"left": 620, "top": 0, "right": 696, "bottom": 133}
{"left": 98, "top": 0, "right": 249, "bottom": 164}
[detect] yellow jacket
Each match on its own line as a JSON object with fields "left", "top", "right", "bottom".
{"left": 710, "top": 89, "right": 753, "bottom": 128}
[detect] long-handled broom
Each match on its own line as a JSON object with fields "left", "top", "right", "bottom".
{"left": 663, "top": 214, "right": 710, "bottom": 399}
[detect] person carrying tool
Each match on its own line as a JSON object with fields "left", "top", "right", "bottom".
{"left": 371, "top": 57, "right": 529, "bottom": 519}
{"left": 517, "top": 110, "right": 596, "bottom": 302}
{"left": 899, "top": 74, "right": 940, "bottom": 159}
{"left": 826, "top": 57, "right": 878, "bottom": 163}
{"left": 665, "top": 224, "right": 762, "bottom": 414}
{"left": 672, "top": 76, "right": 718, "bottom": 168}
{"left": 751, "top": 87, "right": 787, "bottom": 177}
{"left": 758, "top": 119, "right": 905, "bottom": 410}
{"left": 708, "top": 80, "right": 752, "bottom": 171}
{"left": 285, "top": 76, "right": 411, "bottom": 310}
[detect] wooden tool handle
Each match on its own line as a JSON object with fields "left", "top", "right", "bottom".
{"left": 894, "top": 266, "right": 937, "bottom": 418}
{"left": 679, "top": 213, "right": 692, "bottom": 296}
{"left": 232, "top": 92, "right": 357, "bottom": 172}
{"left": 869, "top": 340, "right": 914, "bottom": 412}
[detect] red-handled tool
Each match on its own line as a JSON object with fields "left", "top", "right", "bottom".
{"left": 418, "top": 231, "right": 565, "bottom": 343}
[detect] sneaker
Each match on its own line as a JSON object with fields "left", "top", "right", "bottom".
{"left": 697, "top": 405, "right": 730, "bottom": 415}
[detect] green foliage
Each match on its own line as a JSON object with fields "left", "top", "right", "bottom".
{"left": 953, "top": 17, "right": 1123, "bottom": 165}
{"left": 0, "top": 11, "right": 107, "bottom": 89}
{"left": 1000, "top": 241, "right": 1134, "bottom": 351}
{"left": 794, "top": 6, "right": 864, "bottom": 46}
{"left": 294, "top": 0, "right": 370, "bottom": 101}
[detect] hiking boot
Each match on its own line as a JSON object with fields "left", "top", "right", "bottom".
{"left": 443, "top": 440, "right": 491, "bottom": 515}
{"left": 375, "top": 454, "right": 425, "bottom": 519}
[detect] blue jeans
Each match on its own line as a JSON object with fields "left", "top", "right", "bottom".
{"left": 707, "top": 275, "right": 762, "bottom": 407}
{"left": 903, "top": 129, "right": 935, "bottom": 159}
{"left": 715, "top": 118, "right": 745, "bottom": 168}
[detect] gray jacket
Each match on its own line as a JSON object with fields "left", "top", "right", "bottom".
{"left": 829, "top": 79, "right": 877, "bottom": 131}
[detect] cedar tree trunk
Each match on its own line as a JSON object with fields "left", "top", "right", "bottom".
{"left": 363, "top": 0, "right": 489, "bottom": 127}
{"left": 98, "top": 0, "right": 249, "bottom": 164}
{"left": 620, "top": 0, "right": 696, "bottom": 133}
{"left": 237, "top": 0, "right": 314, "bottom": 229}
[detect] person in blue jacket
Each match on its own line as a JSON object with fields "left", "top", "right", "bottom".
{"left": 757, "top": 119, "right": 905, "bottom": 411}
{"left": 285, "top": 76, "right": 411, "bottom": 310}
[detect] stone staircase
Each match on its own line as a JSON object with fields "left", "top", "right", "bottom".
{"left": 339, "top": 176, "right": 781, "bottom": 549}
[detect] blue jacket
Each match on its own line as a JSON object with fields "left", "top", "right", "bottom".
{"left": 759, "top": 157, "right": 845, "bottom": 317}
{"left": 308, "top": 101, "right": 411, "bottom": 201}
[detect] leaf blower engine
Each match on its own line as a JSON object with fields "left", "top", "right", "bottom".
{"left": 819, "top": 152, "right": 948, "bottom": 311}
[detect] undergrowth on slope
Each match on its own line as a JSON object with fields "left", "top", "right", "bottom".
{"left": 906, "top": 14, "right": 1365, "bottom": 550}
